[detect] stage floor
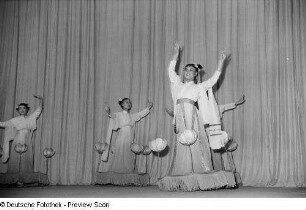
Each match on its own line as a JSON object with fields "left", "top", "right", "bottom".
{"left": 0, "top": 185, "right": 305, "bottom": 198}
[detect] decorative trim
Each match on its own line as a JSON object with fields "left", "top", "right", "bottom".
{"left": 0, "top": 172, "right": 48, "bottom": 185}
{"left": 157, "top": 170, "right": 237, "bottom": 192}
{"left": 96, "top": 172, "right": 150, "bottom": 186}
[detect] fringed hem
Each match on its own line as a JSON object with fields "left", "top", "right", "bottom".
{"left": 0, "top": 172, "right": 49, "bottom": 185}
{"left": 96, "top": 172, "right": 150, "bottom": 186}
{"left": 157, "top": 170, "right": 237, "bottom": 192}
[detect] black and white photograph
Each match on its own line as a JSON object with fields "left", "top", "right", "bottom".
{"left": 0, "top": 0, "right": 305, "bottom": 209}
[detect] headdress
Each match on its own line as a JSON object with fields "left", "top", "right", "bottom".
{"left": 16, "top": 103, "right": 30, "bottom": 111}
{"left": 180, "top": 63, "right": 205, "bottom": 83}
{"left": 118, "top": 97, "right": 130, "bottom": 106}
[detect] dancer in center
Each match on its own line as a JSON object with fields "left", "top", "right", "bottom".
{"left": 158, "top": 42, "right": 236, "bottom": 191}
{"left": 96, "top": 98, "right": 153, "bottom": 186}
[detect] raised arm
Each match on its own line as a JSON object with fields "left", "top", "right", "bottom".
{"left": 132, "top": 101, "right": 153, "bottom": 122}
{"left": 33, "top": 94, "right": 44, "bottom": 108}
{"left": 105, "top": 104, "right": 115, "bottom": 119}
{"left": 218, "top": 103, "right": 236, "bottom": 115}
{"left": 219, "top": 95, "right": 245, "bottom": 114}
{"left": 235, "top": 95, "right": 245, "bottom": 107}
{"left": 200, "top": 52, "right": 228, "bottom": 89}
{"left": 168, "top": 42, "right": 182, "bottom": 83}
{"left": 0, "top": 120, "right": 12, "bottom": 128}
{"left": 31, "top": 95, "right": 44, "bottom": 119}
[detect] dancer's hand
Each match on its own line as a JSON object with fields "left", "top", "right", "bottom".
{"left": 235, "top": 95, "right": 246, "bottom": 106}
{"left": 172, "top": 41, "right": 182, "bottom": 61}
{"left": 174, "top": 42, "right": 181, "bottom": 53}
{"left": 217, "top": 51, "right": 230, "bottom": 72}
{"left": 220, "top": 51, "right": 228, "bottom": 63}
{"left": 33, "top": 94, "right": 43, "bottom": 100}
{"left": 105, "top": 105, "right": 111, "bottom": 116}
{"left": 146, "top": 100, "right": 153, "bottom": 110}
{"left": 34, "top": 94, "right": 44, "bottom": 108}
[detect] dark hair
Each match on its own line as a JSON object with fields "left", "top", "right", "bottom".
{"left": 184, "top": 64, "right": 203, "bottom": 72}
{"left": 118, "top": 98, "right": 131, "bottom": 108}
{"left": 16, "top": 103, "right": 30, "bottom": 111}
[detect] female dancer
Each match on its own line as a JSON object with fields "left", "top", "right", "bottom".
{"left": 97, "top": 98, "right": 153, "bottom": 185}
{"left": 1, "top": 95, "right": 43, "bottom": 165}
{"left": 158, "top": 43, "right": 236, "bottom": 191}
{"left": 0, "top": 95, "right": 45, "bottom": 185}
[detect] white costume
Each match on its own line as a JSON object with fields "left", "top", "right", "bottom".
{"left": 167, "top": 59, "right": 221, "bottom": 175}
{"left": 0, "top": 107, "right": 42, "bottom": 163}
{"left": 96, "top": 107, "right": 151, "bottom": 186}
{"left": 101, "top": 108, "right": 150, "bottom": 173}
{"left": 157, "top": 59, "right": 236, "bottom": 191}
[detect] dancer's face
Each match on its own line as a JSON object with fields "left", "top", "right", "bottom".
{"left": 183, "top": 66, "right": 197, "bottom": 82}
{"left": 121, "top": 99, "right": 132, "bottom": 111}
{"left": 17, "top": 105, "right": 29, "bottom": 116}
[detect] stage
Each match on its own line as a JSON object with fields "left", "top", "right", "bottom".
{"left": 0, "top": 185, "right": 305, "bottom": 198}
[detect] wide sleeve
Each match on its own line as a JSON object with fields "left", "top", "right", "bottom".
{"left": 0, "top": 120, "right": 13, "bottom": 128}
{"left": 2, "top": 127, "right": 17, "bottom": 163}
{"left": 131, "top": 108, "right": 150, "bottom": 123}
{"left": 109, "top": 113, "right": 120, "bottom": 130}
{"left": 199, "top": 70, "right": 221, "bottom": 91}
{"left": 29, "top": 106, "right": 42, "bottom": 120}
{"left": 1, "top": 120, "right": 17, "bottom": 163}
{"left": 198, "top": 88, "right": 221, "bottom": 126}
{"left": 101, "top": 115, "right": 119, "bottom": 162}
{"left": 221, "top": 103, "right": 236, "bottom": 113}
{"left": 101, "top": 118, "right": 117, "bottom": 162}
{"left": 168, "top": 60, "right": 181, "bottom": 84}
{"left": 108, "top": 113, "right": 116, "bottom": 119}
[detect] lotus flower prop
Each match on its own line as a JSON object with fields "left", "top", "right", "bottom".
{"left": 95, "top": 142, "right": 109, "bottom": 172}
{"left": 15, "top": 143, "right": 28, "bottom": 154}
{"left": 43, "top": 148, "right": 55, "bottom": 158}
{"left": 95, "top": 142, "right": 108, "bottom": 154}
{"left": 149, "top": 138, "right": 167, "bottom": 178}
{"left": 226, "top": 140, "right": 238, "bottom": 152}
{"left": 130, "top": 143, "right": 144, "bottom": 154}
{"left": 178, "top": 129, "right": 198, "bottom": 146}
{"left": 224, "top": 139, "right": 239, "bottom": 173}
{"left": 149, "top": 138, "right": 167, "bottom": 153}
{"left": 130, "top": 143, "right": 145, "bottom": 173}
{"left": 14, "top": 143, "right": 28, "bottom": 173}
{"left": 142, "top": 145, "right": 152, "bottom": 174}
{"left": 43, "top": 147, "right": 55, "bottom": 181}
{"left": 142, "top": 145, "right": 152, "bottom": 155}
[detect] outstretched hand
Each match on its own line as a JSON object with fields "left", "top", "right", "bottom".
{"left": 172, "top": 41, "right": 182, "bottom": 61}
{"left": 217, "top": 51, "right": 231, "bottom": 72}
{"left": 235, "top": 94, "right": 246, "bottom": 106}
{"left": 146, "top": 100, "right": 153, "bottom": 110}
{"left": 105, "top": 105, "right": 111, "bottom": 115}
{"left": 33, "top": 94, "right": 43, "bottom": 100}
{"left": 220, "top": 51, "right": 229, "bottom": 63}
{"left": 174, "top": 41, "right": 181, "bottom": 53}
{"left": 34, "top": 94, "right": 44, "bottom": 108}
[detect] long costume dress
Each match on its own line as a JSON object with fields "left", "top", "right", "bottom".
{"left": 96, "top": 108, "right": 150, "bottom": 186}
{"left": 157, "top": 59, "right": 236, "bottom": 191}
{"left": 211, "top": 103, "right": 237, "bottom": 170}
{"left": 0, "top": 107, "right": 48, "bottom": 185}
